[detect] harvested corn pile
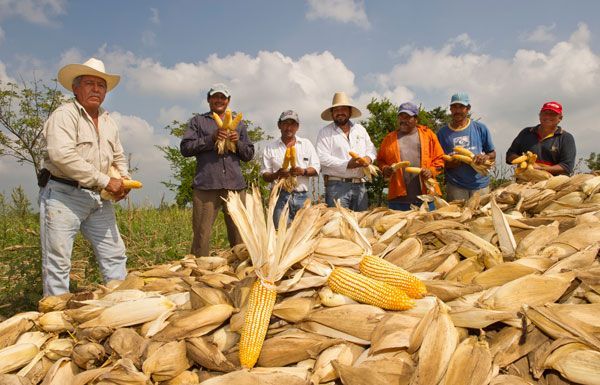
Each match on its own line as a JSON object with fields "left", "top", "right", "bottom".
{"left": 1, "top": 174, "right": 600, "bottom": 384}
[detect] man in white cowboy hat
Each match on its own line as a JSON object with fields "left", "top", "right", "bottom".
{"left": 39, "top": 57, "right": 130, "bottom": 296}
{"left": 261, "top": 110, "right": 320, "bottom": 227}
{"left": 316, "top": 92, "right": 376, "bottom": 211}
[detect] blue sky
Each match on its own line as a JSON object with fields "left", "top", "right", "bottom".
{"left": 1, "top": 0, "right": 600, "bottom": 205}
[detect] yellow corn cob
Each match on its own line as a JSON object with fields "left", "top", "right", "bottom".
{"left": 510, "top": 154, "right": 528, "bottom": 164}
{"left": 327, "top": 268, "right": 414, "bottom": 311}
{"left": 212, "top": 112, "right": 223, "bottom": 128}
{"left": 230, "top": 112, "right": 243, "bottom": 130}
{"left": 282, "top": 147, "right": 291, "bottom": 170}
{"left": 359, "top": 255, "right": 426, "bottom": 299}
{"left": 519, "top": 161, "right": 528, "bottom": 169}
{"left": 442, "top": 154, "right": 453, "bottom": 162}
{"left": 123, "top": 180, "right": 143, "bottom": 189}
{"left": 290, "top": 146, "right": 297, "bottom": 168}
{"left": 239, "top": 280, "right": 277, "bottom": 369}
{"left": 391, "top": 161, "right": 411, "bottom": 171}
{"left": 404, "top": 167, "right": 422, "bottom": 174}
{"left": 452, "top": 154, "right": 474, "bottom": 164}
{"left": 222, "top": 109, "right": 232, "bottom": 129}
{"left": 453, "top": 146, "right": 474, "bottom": 158}
{"left": 349, "top": 151, "right": 368, "bottom": 166}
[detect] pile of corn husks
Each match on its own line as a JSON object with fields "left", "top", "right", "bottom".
{"left": 1, "top": 173, "right": 600, "bottom": 385}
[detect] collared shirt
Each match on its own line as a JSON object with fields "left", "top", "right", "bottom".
{"left": 180, "top": 111, "right": 255, "bottom": 190}
{"left": 261, "top": 136, "right": 320, "bottom": 192}
{"left": 506, "top": 125, "right": 576, "bottom": 174}
{"left": 42, "top": 99, "right": 129, "bottom": 189}
{"left": 316, "top": 121, "right": 377, "bottom": 179}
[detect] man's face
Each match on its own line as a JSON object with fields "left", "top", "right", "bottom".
{"left": 73, "top": 75, "right": 107, "bottom": 111}
{"left": 332, "top": 106, "right": 351, "bottom": 126}
{"left": 450, "top": 103, "right": 470, "bottom": 123}
{"left": 397, "top": 113, "right": 417, "bottom": 133}
{"left": 539, "top": 110, "right": 562, "bottom": 129}
{"left": 278, "top": 119, "right": 299, "bottom": 140}
{"left": 208, "top": 93, "right": 230, "bottom": 114}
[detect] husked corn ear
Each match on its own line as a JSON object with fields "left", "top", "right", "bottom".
{"left": 230, "top": 112, "right": 243, "bottom": 130}
{"left": 359, "top": 255, "right": 427, "bottom": 299}
{"left": 222, "top": 109, "right": 232, "bottom": 128}
{"left": 239, "top": 280, "right": 277, "bottom": 369}
{"left": 391, "top": 161, "right": 411, "bottom": 171}
{"left": 453, "top": 146, "right": 474, "bottom": 158}
{"left": 282, "top": 147, "right": 291, "bottom": 169}
{"left": 404, "top": 167, "right": 422, "bottom": 174}
{"left": 122, "top": 179, "right": 143, "bottom": 189}
{"left": 452, "top": 154, "right": 474, "bottom": 163}
{"left": 290, "top": 146, "right": 297, "bottom": 168}
{"left": 519, "top": 161, "right": 528, "bottom": 169}
{"left": 212, "top": 112, "right": 223, "bottom": 128}
{"left": 442, "top": 154, "right": 453, "bottom": 162}
{"left": 349, "top": 151, "right": 368, "bottom": 166}
{"left": 348, "top": 151, "right": 360, "bottom": 159}
{"left": 327, "top": 268, "right": 414, "bottom": 311}
{"left": 511, "top": 154, "right": 528, "bottom": 164}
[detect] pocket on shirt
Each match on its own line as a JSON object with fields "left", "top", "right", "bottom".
{"left": 76, "top": 131, "right": 96, "bottom": 160}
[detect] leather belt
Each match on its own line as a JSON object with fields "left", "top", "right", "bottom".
{"left": 50, "top": 175, "right": 94, "bottom": 190}
{"left": 325, "top": 176, "right": 364, "bottom": 184}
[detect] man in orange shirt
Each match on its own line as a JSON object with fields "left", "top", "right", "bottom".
{"left": 377, "top": 102, "right": 445, "bottom": 211}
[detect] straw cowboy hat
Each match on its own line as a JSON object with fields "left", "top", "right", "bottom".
{"left": 321, "top": 91, "right": 362, "bottom": 121}
{"left": 57, "top": 58, "right": 120, "bottom": 92}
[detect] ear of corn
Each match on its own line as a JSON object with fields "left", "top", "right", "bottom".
{"left": 239, "top": 280, "right": 278, "bottom": 369}
{"left": 222, "top": 109, "right": 232, "bottom": 129}
{"left": 282, "top": 147, "right": 291, "bottom": 170}
{"left": 359, "top": 255, "right": 427, "bottom": 299}
{"left": 442, "top": 154, "right": 453, "bottom": 162}
{"left": 452, "top": 154, "right": 474, "bottom": 164}
{"left": 290, "top": 146, "right": 297, "bottom": 168}
{"left": 212, "top": 112, "right": 223, "bottom": 128}
{"left": 511, "top": 154, "right": 528, "bottom": 164}
{"left": 230, "top": 112, "right": 243, "bottom": 130}
{"left": 391, "top": 161, "right": 411, "bottom": 171}
{"left": 122, "top": 180, "right": 143, "bottom": 189}
{"left": 348, "top": 151, "right": 360, "bottom": 159}
{"left": 404, "top": 167, "right": 422, "bottom": 174}
{"left": 327, "top": 268, "right": 414, "bottom": 311}
{"left": 0, "top": 343, "right": 39, "bottom": 374}
{"left": 453, "top": 146, "right": 475, "bottom": 158}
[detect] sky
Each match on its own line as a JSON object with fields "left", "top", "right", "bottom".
{"left": 1, "top": 0, "right": 600, "bottom": 206}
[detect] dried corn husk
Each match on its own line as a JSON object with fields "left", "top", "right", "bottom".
{"left": 152, "top": 304, "right": 233, "bottom": 341}
{"left": 37, "top": 312, "right": 73, "bottom": 333}
{"left": 44, "top": 338, "right": 74, "bottom": 360}
{"left": 443, "top": 336, "right": 493, "bottom": 385}
{"left": 79, "top": 295, "right": 175, "bottom": 328}
{"left": 257, "top": 329, "right": 341, "bottom": 367}
{"left": 0, "top": 343, "right": 38, "bottom": 374}
{"left": 186, "top": 337, "right": 236, "bottom": 372}
{"left": 543, "top": 342, "right": 600, "bottom": 385}
{"left": 305, "top": 304, "right": 385, "bottom": 341}
{"left": 142, "top": 340, "right": 191, "bottom": 382}
{"left": 71, "top": 342, "right": 105, "bottom": 370}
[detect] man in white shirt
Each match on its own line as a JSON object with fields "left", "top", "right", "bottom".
{"left": 261, "top": 110, "right": 320, "bottom": 226}
{"left": 316, "top": 92, "right": 376, "bottom": 211}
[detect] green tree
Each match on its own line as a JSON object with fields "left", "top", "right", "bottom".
{"left": 0, "top": 79, "right": 65, "bottom": 178}
{"left": 585, "top": 152, "right": 600, "bottom": 171}
{"left": 158, "top": 117, "right": 272, "bottom": 207}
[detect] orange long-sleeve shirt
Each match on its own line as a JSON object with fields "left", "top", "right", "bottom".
{"left": 377, "top": 125, "right": 445, "bottom": 200}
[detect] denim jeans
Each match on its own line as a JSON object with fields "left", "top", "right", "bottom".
{"left": 39, "top": 180, "right": 127, "bottom": 296}
{"left": 273, "top": 191, "right": 309, "bottom": 228}
{"left": 388, "top": 200, "right": 435, "bottom": 211}
{"left": 325, "top": 181, "right": 368, "bottom": 211}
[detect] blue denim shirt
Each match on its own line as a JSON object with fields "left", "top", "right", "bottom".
{"left": 180, "top": 112, "right": 255, "bottom": 190}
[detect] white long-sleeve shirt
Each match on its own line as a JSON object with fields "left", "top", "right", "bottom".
{"left": 316, "top": 121, "right": 377, "bottom": 179}
{"left": 261, "top": 136, "right": 320, "bottom": 192}
{"left": 42, "top": 99, "right": 129, "bottom": 188}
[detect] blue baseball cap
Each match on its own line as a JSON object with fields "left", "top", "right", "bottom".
{"left": 450, "top": 92, "right": 470, "bottom": 106}
{"left": 397, "top": 102, "right": 419, "bottom": 116}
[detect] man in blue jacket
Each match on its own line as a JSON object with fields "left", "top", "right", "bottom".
{"left": 180, "top": 83, "right": 254, "bottom": 256}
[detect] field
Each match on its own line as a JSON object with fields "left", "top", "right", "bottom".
{"left": 0, "top": 191, "right": 229, "bottom": 317}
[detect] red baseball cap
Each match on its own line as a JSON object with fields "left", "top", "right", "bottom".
{"left": 540, "top": 101, "right": 562, "bottom": 115}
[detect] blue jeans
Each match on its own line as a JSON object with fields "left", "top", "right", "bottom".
{"left": 388, "top": 200, "right": 435, "bottom": 211}
{"left": 273, "top": 191, "right": 309, "bottom": 228}
{"left": 39, "top": 180, "right": 127, "bottom": 296}
{"left": 325, "top": 181, "right": 368, "bottom": 211}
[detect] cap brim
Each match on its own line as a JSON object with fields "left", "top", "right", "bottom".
{"left": 321, "top": 105, "right": 362, "bottom": 121}
{"left": 450, "top": 101, "right": 469, "bottom": 106}
{"left": 398, "top": 110, "right": 417, "bottom": 116}
{"left": 57, "top": 64, "right": 120, "bottom": 92}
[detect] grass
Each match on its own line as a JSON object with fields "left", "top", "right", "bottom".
{"left": 0, "top": 190, "right": 230, "bottom": 317}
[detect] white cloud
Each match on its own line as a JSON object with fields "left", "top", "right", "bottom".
{"left": 521, "top": 24, "right": 556, "bottom": 43}
{"left": 0, "top": 24, "right": 4, "bottom": 44}
{"left": 306, "top": 0, "right": 370, "bottom": 29}
{"left": 371, "top": 23, "right": 600, "bottom": 165}
{"left": 0, "top": 0, "right": 66, "bottom": 25}
{"left": 150, "top": 8, "right": 160, "bottom": 24}
{"left": 158, "top": 105, "right": 189, "bottom": 126}
{"left": 0, "top": 60, "right": 15, "bottom": 83}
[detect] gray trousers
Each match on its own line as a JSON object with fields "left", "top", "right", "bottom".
{"left": 445, "top": 182, "right": 490, "bottom": 201}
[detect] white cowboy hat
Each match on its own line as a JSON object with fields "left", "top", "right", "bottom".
{"left": 320, "top": 91, "right": 362, "bottom": 121}
{"left": 57, "top": 58, "right": 120, "bottom": 92}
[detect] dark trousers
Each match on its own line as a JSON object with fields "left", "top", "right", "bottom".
{"left": 191, "top": 189, "right": 245, "bottom": 257}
